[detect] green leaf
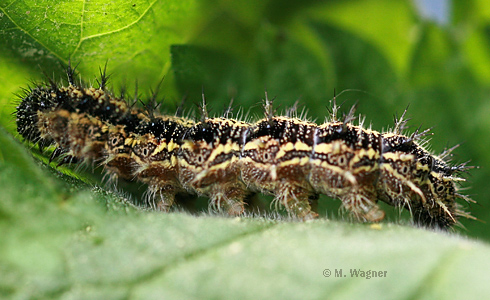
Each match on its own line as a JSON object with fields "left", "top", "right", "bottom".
{"left": 0, "top": 0, "right": 198, "bottom": 100}
{"left": 2, "top": 126, "right": 490, "bottom": 299}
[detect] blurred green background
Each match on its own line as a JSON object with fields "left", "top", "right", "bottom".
{"left": 2, "top": 0, "right": 488, "bottom": 238}
{"left": 2, "top": 0, "right": 490, "bottom": 298}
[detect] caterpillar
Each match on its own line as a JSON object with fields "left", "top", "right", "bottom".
{"left": 15, "top": 66, "right": 475, "bottom": 229}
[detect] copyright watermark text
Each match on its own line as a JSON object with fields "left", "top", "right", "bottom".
{"left": 323, "top": 268, "right": 387, "bottom": 279}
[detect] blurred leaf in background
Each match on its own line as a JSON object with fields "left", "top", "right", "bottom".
{"left": 1, "top": 0, "right": 490, "bottom": 298}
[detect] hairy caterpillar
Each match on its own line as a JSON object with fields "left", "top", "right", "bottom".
{"left": 15, "top": 66, "right": 475, "bottom": 229}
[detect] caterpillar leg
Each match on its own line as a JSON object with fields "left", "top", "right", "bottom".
{"left": 274, "top": 182, "right": 318, "bottom": 220}
{"left": 134, "top": 162, "right": 184, "bottom": 212}
{"left": 207, "top": 182, "right": 247, "bottom": 215}
{"left": 341, "top": 189, "right": 385, "bottom": 222}
{"left": 147, "top": 185, "right": 178, "bottom": 212}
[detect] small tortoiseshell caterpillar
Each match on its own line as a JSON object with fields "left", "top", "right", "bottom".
{"left": 15, "top": 66, "right": 475, "bottom": 229}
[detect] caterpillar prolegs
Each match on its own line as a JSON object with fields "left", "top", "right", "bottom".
{"left": 15, "top": 67, "right": 475, "bottom": 229}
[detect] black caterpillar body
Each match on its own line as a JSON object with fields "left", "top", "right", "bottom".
{"left": 15, "top": 67, "right": 475, "bottom": 229}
